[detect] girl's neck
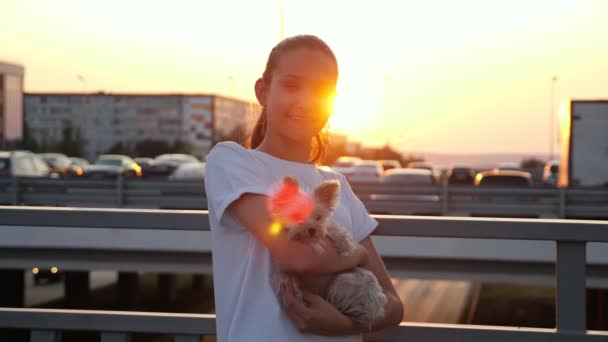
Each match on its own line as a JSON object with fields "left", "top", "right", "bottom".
{"left": 256, "top": 135, "right": 312, "bottom": 164}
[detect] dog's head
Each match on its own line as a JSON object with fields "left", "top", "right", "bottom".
{"left": 285, "top": 178, "right": 340, "bottom": 252}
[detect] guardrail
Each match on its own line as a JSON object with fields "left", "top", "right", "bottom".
{"left": 1, "top": 207, "right": 608, "bottom": 340}
{"left": 1, "top": 177, "right": 607, "bottom": 218}
{"left": 0, "top": 308, "right": 215, "bottom": 342}
{"left": 0, "top": 177, "right": 207, "bottom": 209}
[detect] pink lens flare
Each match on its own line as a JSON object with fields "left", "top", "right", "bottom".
{"left": 266, "top": 178, "right": 314, "bottom": 226}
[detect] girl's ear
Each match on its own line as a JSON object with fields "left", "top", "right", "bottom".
{"left": 314, "top": 180, "right": 340, "bottom": 211}
{"left": 255, "top": 78, "right": 267, "bottom": 107}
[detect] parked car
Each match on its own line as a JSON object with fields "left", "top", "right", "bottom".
{"left": 378, "top": 159, "right": 401, "bottom": 172}
{"left": 331, "top": 156, "right": 361, "bottom": 178}
{"left": 496, "top": 162, "right": 521, "bottom": 171}
{"left": 0, "top": 151, "right": 56, "bottom": 203}
{"left": 0, "top": 151, "right": 54, "bottom": 178}
{"left": 382, "top": 168, "right": 435, "bottom": 185}
{"left": 134, "top": 157, "right": 155, "bottom": 178}
{"left": 407, "top": 161, "right": 433, "bottom": 172}
{"left": 368, "top": 168, "right": 440, "bottom": 215}
{"left": 168, "top": 162, "right": 206, "bottom": 181}
{"left": 86, "top": 155, "right": 142, "bottom": 179}
{"left": 38, "top": 153, "right": 73, "bottom": 178}
{"left": 149, "top": 154, "right": 199, "bottom": 177}
{"left": 474, "top": 170, "right": 533, "bottom": 187}
{"left": 542, "top": 160, "right": 559, "bottom": 187}
{"left": 473, "top": 170, "right": 537, "bottom": 218}
{"left": 348, "top": 160, "right": 383, "bottom": 183}
{"left": 447, "top": 165, "right": 476, "bottom": 185}
{"left": 68, "top": 157, "right": 90, "bottom": 177}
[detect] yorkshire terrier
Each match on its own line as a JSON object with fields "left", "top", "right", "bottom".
{"left": 270, "top": 177, "right": 387, "bottom": 326}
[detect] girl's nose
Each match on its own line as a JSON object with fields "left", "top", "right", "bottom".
{"left": 308, "top": 228, "right": 316, "bottom": 237}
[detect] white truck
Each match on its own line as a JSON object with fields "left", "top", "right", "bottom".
{"left": 559, "top": 100, "right": 608, "bottom": 188}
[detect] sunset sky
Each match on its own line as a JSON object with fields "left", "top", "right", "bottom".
{"left": 2, "top": 0, "right": 607, "bottom": 155}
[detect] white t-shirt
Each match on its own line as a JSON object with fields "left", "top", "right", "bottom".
{"left": 204, "top": 141, "right": 378, "bottom": 342}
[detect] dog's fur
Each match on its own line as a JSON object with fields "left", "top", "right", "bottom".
{"left": 270, "top": 177, "right": 387, "bottom": 326}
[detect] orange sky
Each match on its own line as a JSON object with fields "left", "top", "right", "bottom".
{"left": 2, "top": 0, "right": 607, "bottom": 155}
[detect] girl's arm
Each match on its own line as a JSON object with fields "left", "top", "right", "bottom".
{"left": 284, "top": 236, "right": 404, "bottom": 335}
{"left": 345, "top": 236, "right": 404, "bottom": 332}
{"left": 227, "top": 193, "right": 367, "bottom": 274}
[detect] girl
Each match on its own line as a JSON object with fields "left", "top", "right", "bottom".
{"left": 204, "top": 35, "right": 403, "bottom": 341}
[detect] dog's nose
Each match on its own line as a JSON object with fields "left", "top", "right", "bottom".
{"left": 308, "top": 228, "right": 316, "bottom": 237}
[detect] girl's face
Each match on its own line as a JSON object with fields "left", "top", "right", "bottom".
{"left": 257, "top": 47, "right": 338, "bottom": 144}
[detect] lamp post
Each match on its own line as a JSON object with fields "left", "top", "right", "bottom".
{"left": 385, "top": 75, "right": 391, "bottom": 151}
{"left": 76, "top": 75, "right": 94, "bottom": 160}
{"left": 549, "top": 76, "right": 558, "bottom": 160}
{"left": 227, "top": 75, "right": 236, "bottom": 97}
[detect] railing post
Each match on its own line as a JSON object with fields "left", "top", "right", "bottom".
{"left": 117, "top": 175, "right": 124, "bottom": 207}
{"left": 11, "top": 176, "right": 19, "bottom": 205}
{"left": 555, "top": 241, "right": 587, "bottom": 332}
{"left": 559, "top": 187, "right": 566, "bottom": 219}
{"left": 441, "top": 178, "right": 449, "bottom": 215}
{"left": 65, "top": 271, "right": 90, "bottom": 308}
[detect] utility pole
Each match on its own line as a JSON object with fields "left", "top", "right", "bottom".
{"left": 227, "top": 75, "right": 236, "bottom": 97}
{"left": 385, "top": 75, "right": 391, "bottom": 151}
{"left": 77, "top": 74, "right": 94, "bottom": 161}
{"left": 549, "top": 76, "right": 558, "bottom": 160}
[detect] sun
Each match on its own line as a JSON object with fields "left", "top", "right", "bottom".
{"left": 328, "top": 71, "right": 385, "bottom": 143}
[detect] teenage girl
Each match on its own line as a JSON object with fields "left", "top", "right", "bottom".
{"left": 204, "top": 35, "right": 403, "bottom": 342}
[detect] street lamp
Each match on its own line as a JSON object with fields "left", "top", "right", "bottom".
{"left": 227, "top": 75, "right": 236, "bottom": 97}
{"left": 385, "top": 75, "right": 391, "bottom": 150}
{"left": 549, "top": 76, "right": 558, "bottom": 160}
{"left": 76, "top": 75, "right": 95, "bottom": 160}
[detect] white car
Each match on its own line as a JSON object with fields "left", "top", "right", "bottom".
{"left": 331, "top": 156, "right": 361, "bottom": 177}
{"left": 406, "top": 161, "right": 434, "bottom": 172}
{"left": 348, "top": 161, "right": 383, "bottom": 183}
{"left": 368, "top": 168, "right": 440, "bottom": 215}
{"left": 0, "top": 151, "right": 53, "bottom": 178}
{"left": 168, "top": 162, "right": 205, "bottom": 181}
{"left": 382, "top": 168, "right": 435, "bottom": 185}
{"left": 496, "top": 162, "right": 521, "bottom": 171}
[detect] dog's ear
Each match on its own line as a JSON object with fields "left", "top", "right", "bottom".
{"left": 314, "top": 180, "right": 340, "bottom": 211}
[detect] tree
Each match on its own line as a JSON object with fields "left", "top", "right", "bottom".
{"left": 134, "top": 140, "right": 171, "bottom": 157}
{"left": 215, "top": 125, "right": 248, "bottom": 145}
{"left": 57, "top": 124, "right": 83, "bottom": 157}
{"left": 132, "top": 139, "right": 195, "bottom": 157}
{"left": 521, "top": 158, "right": 545, "bottom": 169}
{"left": 106, "top": 142, "right": 134, "bottom": 156}
{"left": 15, "top": 122, "right": 39, "bottom": 152}
{"left": 171, "top": 139, "right": 194, "bottom": 154}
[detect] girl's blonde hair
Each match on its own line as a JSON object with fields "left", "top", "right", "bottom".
{"left": 248, "top": 35, "right": 338, "bottom": 163}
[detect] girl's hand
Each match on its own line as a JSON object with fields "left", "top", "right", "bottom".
{"left": 284, "top": 284, "right": 359, "bottom": 336}
{"left": 353, "top": 244, "right": 369, "bottom": 266}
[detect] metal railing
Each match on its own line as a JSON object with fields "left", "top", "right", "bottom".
{"left": 1, "top": 177, "right": 607, "bottom": 218}
{"left": 0, "top": 308, "right": 215, "bottom": 341}
{"left": 0, "top": 177, "right": 207, "bottom": 209}
{"left": 1, "top": 207, "right": 608, "bottom": 340}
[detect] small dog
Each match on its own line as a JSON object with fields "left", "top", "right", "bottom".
{"left": 270, "top": 177, "right": 387, "bottom": 326}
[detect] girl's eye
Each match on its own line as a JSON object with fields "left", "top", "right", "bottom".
{"left": 316, "top": 215, "right": 322, "bottom": 221}
{"left": 282, "top": 82, "right": 300, "bottom": 91}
